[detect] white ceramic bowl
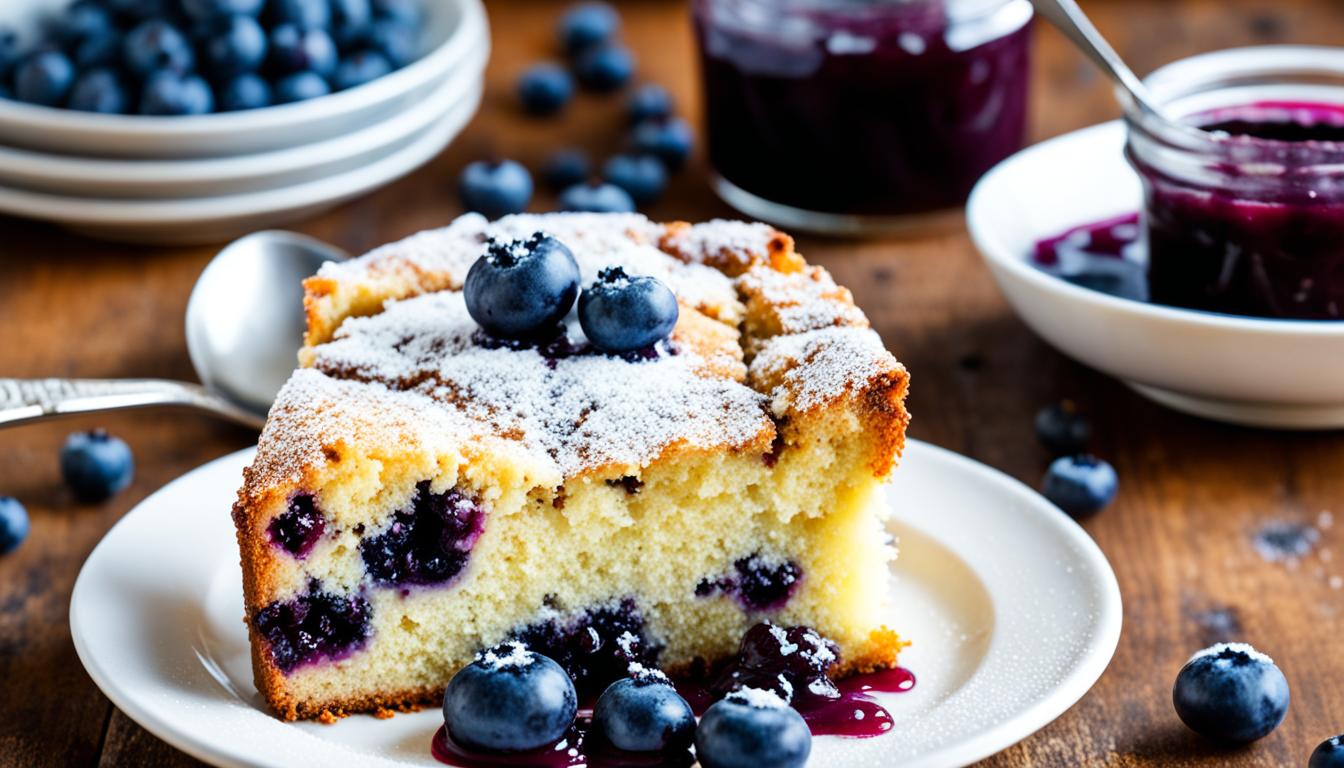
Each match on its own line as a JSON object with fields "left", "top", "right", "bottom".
{"left": 0, "top": 0, "right": 487, "bottom": 158}
{"left": 968, "top": 120, "right": 1344, "bottom": 429}
{"left": 0, "top": 39, "right": 487, "bottom": 198}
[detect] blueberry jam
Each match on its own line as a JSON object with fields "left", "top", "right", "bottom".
{"left": 431, "top": 718, "right": 696, "bottom": 768}
{"left": 694, "top": 0, "right": 1031, "bottom": 217}
{"left": 267, "top": 493, "right": 326, "bottom": 558}
{"left": 512, "top": 598, "right": 662, "bottom": 697}
{"left": 359, "top": 482, "right": 485, "bottom": 588}
{"left": 696, "top": 554, "right": 802, "bottom": 612}
{"left": 1031, "top": 213, "right": 1147, "bottom": 302}
{"left": 253, "top": 581, "right": 373, "bottom": 673}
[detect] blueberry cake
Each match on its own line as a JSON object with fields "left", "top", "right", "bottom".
{"left": 232, "top": 212, "right": 910, "bottom": 720}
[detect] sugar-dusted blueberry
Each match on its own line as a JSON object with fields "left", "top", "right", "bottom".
{"left": 140, "top": 70, "right": 215, "bottom": 115}
{"left": 712, "top": 622, "right": 839, "bottom": 709}
{"left": 632, "top": 117, "right": 693, "bottom": 170}
{"left": 575, "top": 43, "right": 634, "bottom": 92}
{"left": 593, "top": 671, "right": 696, "bottom": 753}
{"left": 1172, "top": 642, "right": 1290, "bottom": 743}
{"left": 1035, "top": 401, "right": 1091, "bottom": 455}
{"left": 274, "top": 70, "right": 331, "bottom": 103}
{"left": 329, "top": 0, "right": 373, "bottom": 46}
{"left": 696, "top": 689, "right": 811, "bottom": 768}
{"left": 542, "top": 149, "right": 590, "bottom": 191}
{"left": 254, "top": 582, "right": 373, "bottom": 672}
{"left": 516, "top": 62, "right": 573, "bottom": 116}
{"left": 67, "top": 68, "right": 126, "bottom": 114}
{"left": 578, "top": 266, "right": 677, "bottom": 354}
{"left": 558, "top": 1, "right": 619, "bottom": 54}
{"left": 1311, "top": 735, "right": 1344, "bottom": 768}
{"left": 13, "top": 50, "right": 75, "bottom": 107}
{"left": 269, "top": 24, "right": 338, "bottom": 76}
{"left": 123, "top": 20, "right": 195, "bottom": 76}
{"left": 0, "top": 497, "right": 30, "bottom": 555}
{"left": 602, "top": 153, "right": 667, "bottom": 205}
{"left": 367, "top": 18, "right": 418, "bottom": 67}
{"left": 333, "top": 50, "right": 391, "bottom": 90}
{"left": 1041, "top": 455, "right": 1117, "bottom": 518}
{"left": 557, "top": 181, "right": 635, "bottom": 213}
{"left": 627, "top": 83, "right": 671, "bottom": 124}
{"left": 60, "top": 429, "right": 134, "bottom": 503}
{"left": 459, "top": 159, "right": 533, "bottom": 220}
{"left": 218, "top": 72, "right": 272, "bottom": 110}
{"left": 443, "top": 642, "right": 578, "bottom": 752}
{"left": 202, "top": 15, "right": 268, "bottom": 78}
{"left": 182, "top": 0, "right": 266, "bottom": 20}
{"left": 270, "top": 0, "right": 332, "bottom": 28}
{"left": 463, "top": 232, "right": 579, "bottom": 340}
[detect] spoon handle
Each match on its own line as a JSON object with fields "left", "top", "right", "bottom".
{"left": 1030, "top": 0, "right": 1165, "bottom": 117}
{"left": 0, "top": 378, "right": 264, "bottom": 430}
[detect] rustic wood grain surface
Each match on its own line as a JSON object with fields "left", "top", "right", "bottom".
{"left": 2, "top": 0, "right": 1343, "bottom": 765}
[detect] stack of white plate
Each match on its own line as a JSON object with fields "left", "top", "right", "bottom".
{"left": 0, "top": 0, "right": 488, "bottom": 244}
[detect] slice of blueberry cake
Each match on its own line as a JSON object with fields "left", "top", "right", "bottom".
{"left": 233, "top": 212, "right": 910, "bottom": 720}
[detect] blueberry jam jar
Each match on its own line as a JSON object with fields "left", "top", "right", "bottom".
{"left": 693, "top": 0, "right": 1032, "bottom": 234}
{"left": 1126, "top": 47, "right": 1344, "bottom": 319}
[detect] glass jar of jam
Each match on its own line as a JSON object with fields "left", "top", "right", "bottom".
{"left": 1126, "top": 47, "right": 1344, "bottom": 319}
{"left": 692, "top": 0, "right": 1033, "bottom": 234}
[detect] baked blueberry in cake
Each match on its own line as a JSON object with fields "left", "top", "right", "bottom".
{"left": 232, "top": 212, "right": 910, "bottom": 720}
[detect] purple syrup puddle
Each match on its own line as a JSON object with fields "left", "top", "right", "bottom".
{"left": 512, "top": 598, "right": 662, "bottom": 698}
{"left": 360, "top": 482, "right": 485, "bottom": 589}
{"left": 1031, "top": 213, "right": 1148, "bottom": 303}
{"left": 267, "top": 493, "right": 326, "bottom": 559}
{"left": 695, "top": 554, "right": 802, "bottom": 612}
{"left": 431, "top": 717, "right": 696, "bottom": 768}
{"left": 253, "top": 580, "right": 373, "bottom": 673}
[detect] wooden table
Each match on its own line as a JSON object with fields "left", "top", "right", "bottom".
{"left": 3, "top": 1, "right": 1343, "bottom": 765}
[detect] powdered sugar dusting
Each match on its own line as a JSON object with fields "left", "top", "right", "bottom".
{"left": 738, "top": 266, "right": 868, "bottom": 334}
{"left": 663, "top": 219, "right": 781, "bottom": 270}
{"left": 750, "top": 326, "right": 895, "bottom": 417}
{"left": 1188, "top": 642, "right": 1274, "bottom": 666}
{"left": 727, "top": 687, "right": 790, "bottom": 709}
{"left": 478, "top": 641, "right": 535, "bottom": 669}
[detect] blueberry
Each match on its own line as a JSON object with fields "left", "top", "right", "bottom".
{"left": 627, "top": 83, "right": 671, "bottom": 123}
{"left": 1172, "top": 643, "right": 1289, "bottom": 743}
{"left": 593, "top": 674, "right": 695, "bottom": 753}
{"left": 711, "top": 623, "right": 839, "bottom": 709}
{"left": 558, "top": 2, "right": 619, "bottom": 54}
{"left": 1035, "top": 401, "right": 1092, "bottom": 455}
{"left": 579, "top": 266, "right": 678, "bottom": 354}
{"left": 273, "top": 70, "right": 331, "bottom": 103}
{"left": 103, "top": 0, "right": 175, "bottom": 22}
{"left": 181, "top": 0, "right": 265, "bottom": 20}
{"left": 602, "top": 154, "right": 667, "bottom": 205}
{"left": 464, "top": 232, "right": 579, "bottom": 340}
{"left": 124, "top": 21, "right": 195, "bottom": 76}
{"left": 1041, "top": 455, "right": 1117, "bottom": 518}
{"left": 0, "top": 27, "right": 22, "bottom": 75}
{"left": 360, "top": 483, "right": 483, "bottom": 586}
{"left": 72, "top": 30, "right": 122, "bottom": 69}
{"left": 557, "top": 181, "right": 634, "bottom": 213}
{"left": 329, "top": 0, "right": 373, "bottom": 47}
{"left": 68, "top": 68, "right": 127, "bottom": 113}
{"left": 60, "top": 430, "right": 134, "bottom": 503}
{"left": 55, "top": 1, "right": 115, "bottom": 46}
{"left": 140, "top": 70, "right": 214, "bottom": 114}
{"left": 442, "top": 643, "right": 578, "bottom": 752}
{"left": 372, "top": 0, "right": 422, "bottom": 25}
{"left": 203, "top": 15, "right": 268, "bottom": 78}
{"left": 367, "top": 18, "right": 417, "bottom": 67}
{"left": 269, "top": 24, "right": 338, "bottom": 76}
{"left": 218, "top": 72, "right": 271, "bottom": 110}
{"left": 695, "top": 691, "right": 811, "bottom": 768}
{"left": 0, "top": 497, "right": 29, "bottom": 555}
{"left": 632, "top": 117, "right": 693, "bottom": 170}
{"left": 270, "top": 0, "right": 331, "bottom": 28}
{"left": 13, "top": 50, "right": 75, "bottom": 107}
{"left": 332, "top": 50, "right": 391, "bottom": 90}
{"left": 516, "top": 62, "right": 573, "bottom": 116}
{"left": 1311, "top": 736, "right": 1344, "bottom": 768}
{"left": 458, "top": 159, "right": 533, "bottom": 220}
{"left": 254, "top": 582, "right": 372, "bottom": 671}
{"left": 541, "top": 149, "right": 590, "bottom": 191}
{"left": 574, "top": 44, "right": 633, "bottom": 92}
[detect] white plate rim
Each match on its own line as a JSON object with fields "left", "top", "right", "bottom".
{"left": 70, "top": 440, "right": 1122, "bottom": 768}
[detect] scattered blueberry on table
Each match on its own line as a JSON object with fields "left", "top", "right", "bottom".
{"left": 579, "top": 266, "right": 679, "bottom": 354}
{"left": 557, "top": 1, "right": 620, "bottom": 55}
{"left": 464, "top": 232, "right": 580, "bottom": 341}
{"left": 1041, "top": 454, "right": 1117, "bottom": 518}
{"left": 695, "top": 689, "right": 812, "bottom": 768}
{"left": 1311, "top": 735, "right": 1344, "bottom": 768}
{"left": 627, "top": 83, "right": 671, "bottom": 124}
{"left": 631, "top": 116, "right": 693, "bottom": 170}
{"left": 1172, "top": 642, "right": 1290, "bottom": 743}
{"left": 458, "top": 159, "right": 534, "bottom": 220}
{"left": 1034, "top": 401, "right": 1092, "bottom": 455}
{"left": 591, "top": 670, "right": 696, "bottom": 753}
{"left": 0, "top": 497, "right": 30, "bottom": 555}
{"left": 574, "top": 43, "right": 634, "bottom": 92}
{"left": 60, "top": 429, "right": 134, "bottom": 503}
{"left": 541, "top": 148, "right": 591, "bottom": 191}
{"left": 516, "top": 62, "right": 574, "bottom": 116}
{"left": 0, "top": 0, "right": 424, "bottom": 115}
{"left": 441, "top": 642, "right": 578, "bottom": 752}
{"left": 558, "top": 181, "right": 635, "bottom": 213}
{"left": 602, "top": 153, "right": 667, "bottom": 205}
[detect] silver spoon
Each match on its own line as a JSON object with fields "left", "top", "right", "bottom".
{"left": 0, "top": 231, "right": 348, "bottom": 431}
{"left": 1030, "top": 0, "right": 1172, "bottom": 121}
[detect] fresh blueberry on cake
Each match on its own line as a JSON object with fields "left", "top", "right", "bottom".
{"left": 441, "top": 642, "right": 577, "bottom": 752}
{"left": 591, "top": 666, "right": 696, "bottom": 753}
{"left": 696, "top": 688, "right": 812, "bottom": 768}
{"left": 233, "top": 212, "right": 910, "bottom": 720}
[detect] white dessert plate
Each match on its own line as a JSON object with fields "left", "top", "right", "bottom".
{"left": 71, "top": 441, "right": 1121, "bottom": 768}
{"left": 969, "top": 121, "right": 1344, "bottom": 429}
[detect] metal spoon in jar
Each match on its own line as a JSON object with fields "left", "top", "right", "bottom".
{"left": 0, "top": 231, "right": 347, "bottom": 431}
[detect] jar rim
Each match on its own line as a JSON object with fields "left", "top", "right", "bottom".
{"left": 694, "top": 0, "right": 1024, "bottom": 33}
